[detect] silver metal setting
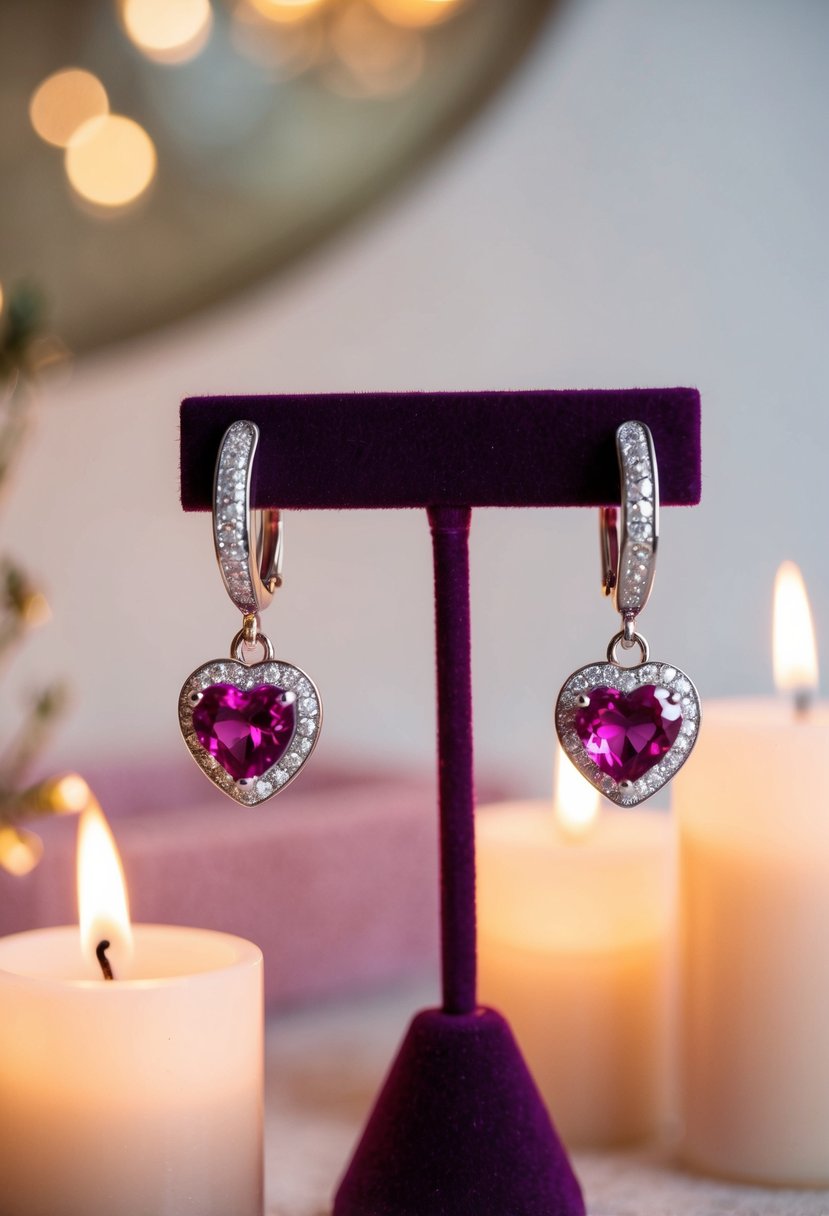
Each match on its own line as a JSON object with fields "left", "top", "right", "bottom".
{"left": 555, "top": 660, "right": 701, "bottom": 807}
{"left": 230, "top": 623, "right": 275, "bottom": 664}
{"left": 607, "top": 629, "right": 649, "bottom": 665}
{"left": 178, "top": 655, "right": 323, "bottom": 806}
{"left": 600, "top": 420, "right": 659, "bottom": 623}
{"left": 213, "top": 420, "right": 283, "bottom": 616}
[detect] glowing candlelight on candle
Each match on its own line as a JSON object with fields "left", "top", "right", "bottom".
{"left": 773, "top": 560, "right": 818, "bottom": 710}
{"left": 0, "top": 801, "right": 264, "bottom": 1212}
{"left": 77, "top": 802, "right": 133, "bottom": 978}
{"left": 675, "top": 561, "right": 829, "bottom": 1183}
{"left": 554, "top": 743, "right": 600, "bottom": 840}
{"left": 478, "top": 749, "right": 673, "bottom": 1145}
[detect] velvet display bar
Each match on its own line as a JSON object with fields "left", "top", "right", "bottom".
{"left": 179, "top": 388, "right": 701, "bottom": 510}
{"left": 179, "top": 388, "right": 701, "bottom": 1216}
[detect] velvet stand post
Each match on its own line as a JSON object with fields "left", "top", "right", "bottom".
{"left": 180, "top": 390, "right": 702, "bottom": 1216}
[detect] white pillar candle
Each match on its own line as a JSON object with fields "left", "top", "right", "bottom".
{"left": 675, "top": 699, "right": 829, "bottom": 1185}
{"left": 477, "top": 766, "right": 674, "bottom": 1147}
{"left": 0, "top": 803, "right": 264, "bottom": 1216}
{"left": 674, "top": 562, "right": 827, "bottom": 1185}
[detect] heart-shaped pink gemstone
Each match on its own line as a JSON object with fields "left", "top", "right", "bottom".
{"left": 192, "top": 684, "right": 296, "bottom": 781}
{"left": 574, "top": 685, "right": 682, "bottom": 783}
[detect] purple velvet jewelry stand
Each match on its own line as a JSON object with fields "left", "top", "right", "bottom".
{"left": 180, "top": 389, "right": 701, "bottom": 1216}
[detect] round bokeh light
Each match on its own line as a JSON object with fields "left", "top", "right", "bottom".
{"left": 29, "top": 68, "right": 109, "bottom": 148}
{"left": 64, "top": 114, "right": 157, "bottom": 209}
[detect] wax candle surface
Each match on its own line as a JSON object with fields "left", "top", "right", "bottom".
{"left": 477, "top": 802, "right": 674, "bottom": 1147}
{"left": 0, "top": 924, "right": 263, "bottom": 1216}
{"left": 675, "top": 699, "right": 829, "bottom": 1186}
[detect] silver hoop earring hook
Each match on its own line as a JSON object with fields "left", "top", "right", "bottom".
{"left": 213, "top": 420, "right": 283, "bottom": 616}
{"left": 600, "top": 420, "right": 659, "bottom": 631}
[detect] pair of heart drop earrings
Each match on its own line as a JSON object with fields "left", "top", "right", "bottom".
{"left": 178, "top": 419, "right": 699, "bottom": 806}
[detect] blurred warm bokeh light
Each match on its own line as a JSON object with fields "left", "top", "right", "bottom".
{"left": 20, "top": 590, "right": 51, "bottom": 629}
{"left": 246, "top": 0, "right": 329, "bottom": 26}
{"left": 0, "top": 825, "right": 43, "bottom": 877}
{"left": 65, "top": 114, "right": 157, "bottom": 209}
{"left": 47, "top": 773, "right": 94, "bottom": 815}
{"left": 369, "top": 0, "right": 466, "bottom": 29}
{"left": 120, "top": 0, "right": 213, "bottom": 63}
{"left": 4, "top": 0, "right": 538, "bottom": 349}
{"left": 329, "top": 3, "right": 424, "bottom": 97}
{"left": 232, "top": 2, "right": 324, "bottom": 75}
{"left": 29, "top": 69, "right": 109, "bottom": 149}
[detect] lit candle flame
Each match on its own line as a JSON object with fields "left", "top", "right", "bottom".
{"left": 773, "top": 561, "right": 818, "bottom": 707}
{"left": 555, "top": 744, "right": 600, "bottom": 840}
{"left": 77, "top": 801, "right": 133, "bottom": 976}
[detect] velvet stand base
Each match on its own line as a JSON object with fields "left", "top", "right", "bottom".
{"left": 333, "top": 1006, "right": 586, "bottom": 1216}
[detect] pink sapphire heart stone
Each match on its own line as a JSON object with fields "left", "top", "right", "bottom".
{"left": 574, "top": 685, "right": 682, "bottom": 783}
{"left": 192, "top": 684, "right": 296, "bottom": 781}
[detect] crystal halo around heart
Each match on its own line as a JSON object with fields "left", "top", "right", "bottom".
{"left": 555, "top": 659, "right": 701, "bottom": 806}
{"left": 179, "top": 657, "right": 322, "bottom": 805}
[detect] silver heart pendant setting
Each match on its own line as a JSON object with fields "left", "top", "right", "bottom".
{"left": 555, "top": 658, "right": 701, "bottom": 806}
{"left": 179, "top": 656, "right": 322, "bottom": 806}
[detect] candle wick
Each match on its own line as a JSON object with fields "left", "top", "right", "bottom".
{"left": 793, "top": 688, "right": 815, "bottom": 718}
{"left": 96, "top": 940, "right": 115, "bottom": 981}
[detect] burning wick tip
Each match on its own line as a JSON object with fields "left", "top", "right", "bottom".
{"left": 96, "top": 939, "right": 114, "bottom": 981}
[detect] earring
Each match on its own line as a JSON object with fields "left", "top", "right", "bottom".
{"left": 555, "top": 421, "right": 700, "bottom": 806}
{"left": 178, "top": 420, "right": 322, "bottom": 805}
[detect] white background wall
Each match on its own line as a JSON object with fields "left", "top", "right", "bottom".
{"left": 3, "top": 0, "right": 828, "bottom": 796}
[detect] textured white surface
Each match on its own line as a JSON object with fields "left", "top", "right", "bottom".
{"left": 264, "top": 984, "right": 829, "bottom": 1216}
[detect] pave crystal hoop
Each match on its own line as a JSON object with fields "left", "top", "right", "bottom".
{"left": 213, "top": 420, "right": 283, "bottom": 616}
{"left": 555, "top": 420, "right": 699, "bottom": 807}
{"left": 178, "top": 420, "right": 322, "bottom": 806}
{"left": 600, "top": 420, "right": 659, "bottom": 643}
